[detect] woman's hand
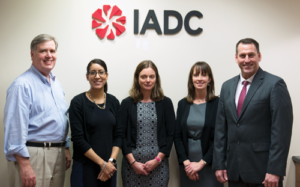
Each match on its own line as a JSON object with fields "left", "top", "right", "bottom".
{"left": 183, "top": 159, "right": 199, "bottom": 181}
{"left": 132, "top": 162, "right": 149, "bottom": 175}
{"left": 183, "top": 159, "right": 191, "bottom": 176}
{"left": 188, "top": 173, "right": 199, "bottom": 181}
{"left": 98, "top": 171, "right": 110, "bottom": 182}
{"left": 185, "top": 159, "right": 206, "bottom": 176}
{"left": 144, "top": 159, "right": 159, "bottom": 173}
{"left": 97, "top": 162, "right": 116, "bottom": 181}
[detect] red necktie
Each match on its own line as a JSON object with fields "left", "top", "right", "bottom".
{"left": 237, "top": 81, "right": 249, "bottom": 117}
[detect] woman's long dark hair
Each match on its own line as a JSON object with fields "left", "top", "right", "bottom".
{"left": 186, "top": 61, "right": 217, "bottom": 103}
{"left": 86, "top": 59, "right": 108, "bottom": 92}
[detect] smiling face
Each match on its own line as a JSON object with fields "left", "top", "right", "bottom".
{"left": 138, "top": 67, "right": 156, "bottom": 92}
{"left": 31, "top": 40, "right": 57, "bottom": 77}
{"left": 192, "top": 67, "right": 211, "bottom": 91}
{"left": 86, "top": 63, "right": 108, "bottom": 90}
{"left": 235, "top": 43, "right": 261, "bottom": 79}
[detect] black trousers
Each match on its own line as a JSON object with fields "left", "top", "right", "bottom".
{"left": 228, "top": 177, "right": 283, "bottom": 187}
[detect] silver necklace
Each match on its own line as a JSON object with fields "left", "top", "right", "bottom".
{"left": 88, "top": 91, "right": 106, "bottom": 109}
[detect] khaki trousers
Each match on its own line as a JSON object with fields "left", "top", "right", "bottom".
{"left": 8, "top": 146, "right": 66, "bottom": 187}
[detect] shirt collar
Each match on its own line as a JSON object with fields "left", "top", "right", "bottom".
{"left": 239, "top": 73, "right": 256, "bottom": 85}
{"left": 30, "top": 65, "right": 56, "bottom": 84}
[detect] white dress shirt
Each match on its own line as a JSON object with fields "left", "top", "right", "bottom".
{"left": 235, "top": 73, "right": 256, "bottom": 108}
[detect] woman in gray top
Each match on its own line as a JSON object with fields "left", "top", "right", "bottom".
{"left": 174, "top": 62, "right": 223, "bottom": 187}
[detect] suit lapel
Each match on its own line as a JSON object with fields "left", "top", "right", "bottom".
{"left": 238, "top": 68, "right": 264, "bottom": 121}
{"left": 230, "top": 75, "right": 240, "bottom": 122}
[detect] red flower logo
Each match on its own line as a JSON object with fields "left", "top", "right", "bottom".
{"left": 92, "top": 5, "right": 126, "bottom": 40}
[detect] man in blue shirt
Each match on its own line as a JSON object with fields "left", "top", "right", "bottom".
{"left": 4, "top": 34, "right": 71, "bottom": 187}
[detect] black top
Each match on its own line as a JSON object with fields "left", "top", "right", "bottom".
{"left": 69, "top": 92, "right": 122, "bottom": 163}
{"left": 89, "top": 101, "right": 115, "bottom": 161}
{"left": 121, "top": 96, "right": 175, "bottom": 157}
{"left": 174, "top": 97, "right": 219, "bottom": 165}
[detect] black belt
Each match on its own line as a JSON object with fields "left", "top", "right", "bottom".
{"left": 26, "top": 141, "right": 66, "bottom": 147}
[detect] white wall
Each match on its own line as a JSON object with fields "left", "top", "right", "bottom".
{"left": 0, "top": 0, "right": 299, "bottom": 186}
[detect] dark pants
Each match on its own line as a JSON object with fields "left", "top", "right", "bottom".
{"left": 70, "top": 160, "right": 83, "bottom": 187}
{"left": 70, "top": 160, "right": 117, "bottom": 187}
{"left": 229, "top": 177, "right": 283, "bottom": 187}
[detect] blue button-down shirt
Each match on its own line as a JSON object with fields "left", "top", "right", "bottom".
{"left": 4, "top": 65, "right": 70, "bottom": 161}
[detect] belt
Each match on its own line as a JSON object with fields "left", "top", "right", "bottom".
{"left": 26, "top": 141, "right": 66, "bottom": 148}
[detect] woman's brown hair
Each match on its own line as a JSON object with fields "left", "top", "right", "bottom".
{"left": 186, "top": 61, "right": 217, "bottom": 103}
{"left": 129, "top": 60, "right": 164, "bottom": 103}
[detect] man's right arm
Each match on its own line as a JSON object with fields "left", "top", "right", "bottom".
{"left": 4, "top": 84, "right": 36, "bottom": 186}
{"left": 4, "top": 84, "right": 31, "bottom": 161}
{"left": 15, "top": 155, "right": 36, "bottom": 187}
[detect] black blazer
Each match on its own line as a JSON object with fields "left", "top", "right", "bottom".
{"left": 213, "top": 68, "right": 293, "bottom": 183}
{"left": 174, "top": 97, "right": 219, "bottom": 165}
{"left": 69, "top": 92, "right": 122, "bottom": 163}
{"left": 121, "top": 96, "right": 175, "bottom": 157}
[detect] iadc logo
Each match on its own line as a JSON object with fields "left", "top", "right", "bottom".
{"left": 92, "top": 5, "right": 126, "bottom": 40}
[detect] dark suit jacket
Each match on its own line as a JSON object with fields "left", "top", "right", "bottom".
{"left": 174, "top": 97, "right": 219, "bottom": 165}
{"left": 213, "top": 67, "right": 293, "bottom": 184}
{"left": 69, "top": 92, "right": 122, "bottom": 163}
{"left": 121, "top": 96, "right": 175, "bottom": 157}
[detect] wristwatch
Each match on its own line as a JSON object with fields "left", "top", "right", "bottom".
{"left": 108, "top": 158, "right": 117, "bottom": 165}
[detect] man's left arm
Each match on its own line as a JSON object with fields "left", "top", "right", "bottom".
{"left": 64, "top": 135, "right": 71, "bottom": 170}
{"left": 64, "top": 116, "right": 71, "bottom": 170}
{"left": 265, "top": 79, "right": 293, "bottom": 182}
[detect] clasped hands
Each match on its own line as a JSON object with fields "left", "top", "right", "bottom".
{"left": 132, "top": 159, "right": 160, "bottom": 175}
{"left": 98, "top": 162, "right": 116, "bottom": 182}
{"left": 184, "top": 160, "right": 206, "bottom": 181}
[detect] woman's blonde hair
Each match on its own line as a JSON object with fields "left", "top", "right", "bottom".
{"left": 129, "top": 60, "right": 164, "bottom": 103}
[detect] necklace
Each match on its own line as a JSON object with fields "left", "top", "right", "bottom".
{"left": 195, "top": 98, "right": 206, "bottom": 103}
{"left": 88, "top": 91, "right": 106, "bottom": 109}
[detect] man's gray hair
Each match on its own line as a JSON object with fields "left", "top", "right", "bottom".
{"left": 30, "top": 34, "right": 58, "bottom": 51}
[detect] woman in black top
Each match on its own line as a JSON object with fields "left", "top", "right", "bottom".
{"left": 69, "top": 59, "right": 122, "bottom": 187}
{"left": 121, "top": 60, "right": 175, "bottom": 187}
{"left": 174, "top": 62, "right": 223, "bottom": 187}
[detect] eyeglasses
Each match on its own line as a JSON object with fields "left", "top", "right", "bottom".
{"left": 88, "top": 71, "right": 106, "bottom": 77}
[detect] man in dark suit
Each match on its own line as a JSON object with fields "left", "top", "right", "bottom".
{"left": 213, "top": 38, "right": 293, "bottom": 187}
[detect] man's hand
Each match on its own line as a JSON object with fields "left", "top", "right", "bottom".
{"left": 65, "top": 148, "right": 71, "bottom": 170}
{"left": 215, "top": 170, "right": 228, "bottom": 183}
{"left": 262, "top": 173, "right": 280, "bottom": 187}
{"left": 15, "top": 155, "right": 36, "bottom": 187}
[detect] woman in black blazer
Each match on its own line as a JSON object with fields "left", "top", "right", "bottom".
{"left": 69, "top": 59, "right": 122, "bottom": 187}
{"left": 174, "top": 62, "right": 223, "bottom": 187}
{"left": 121, "top": 60, "right": 175, "bottom": 187}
